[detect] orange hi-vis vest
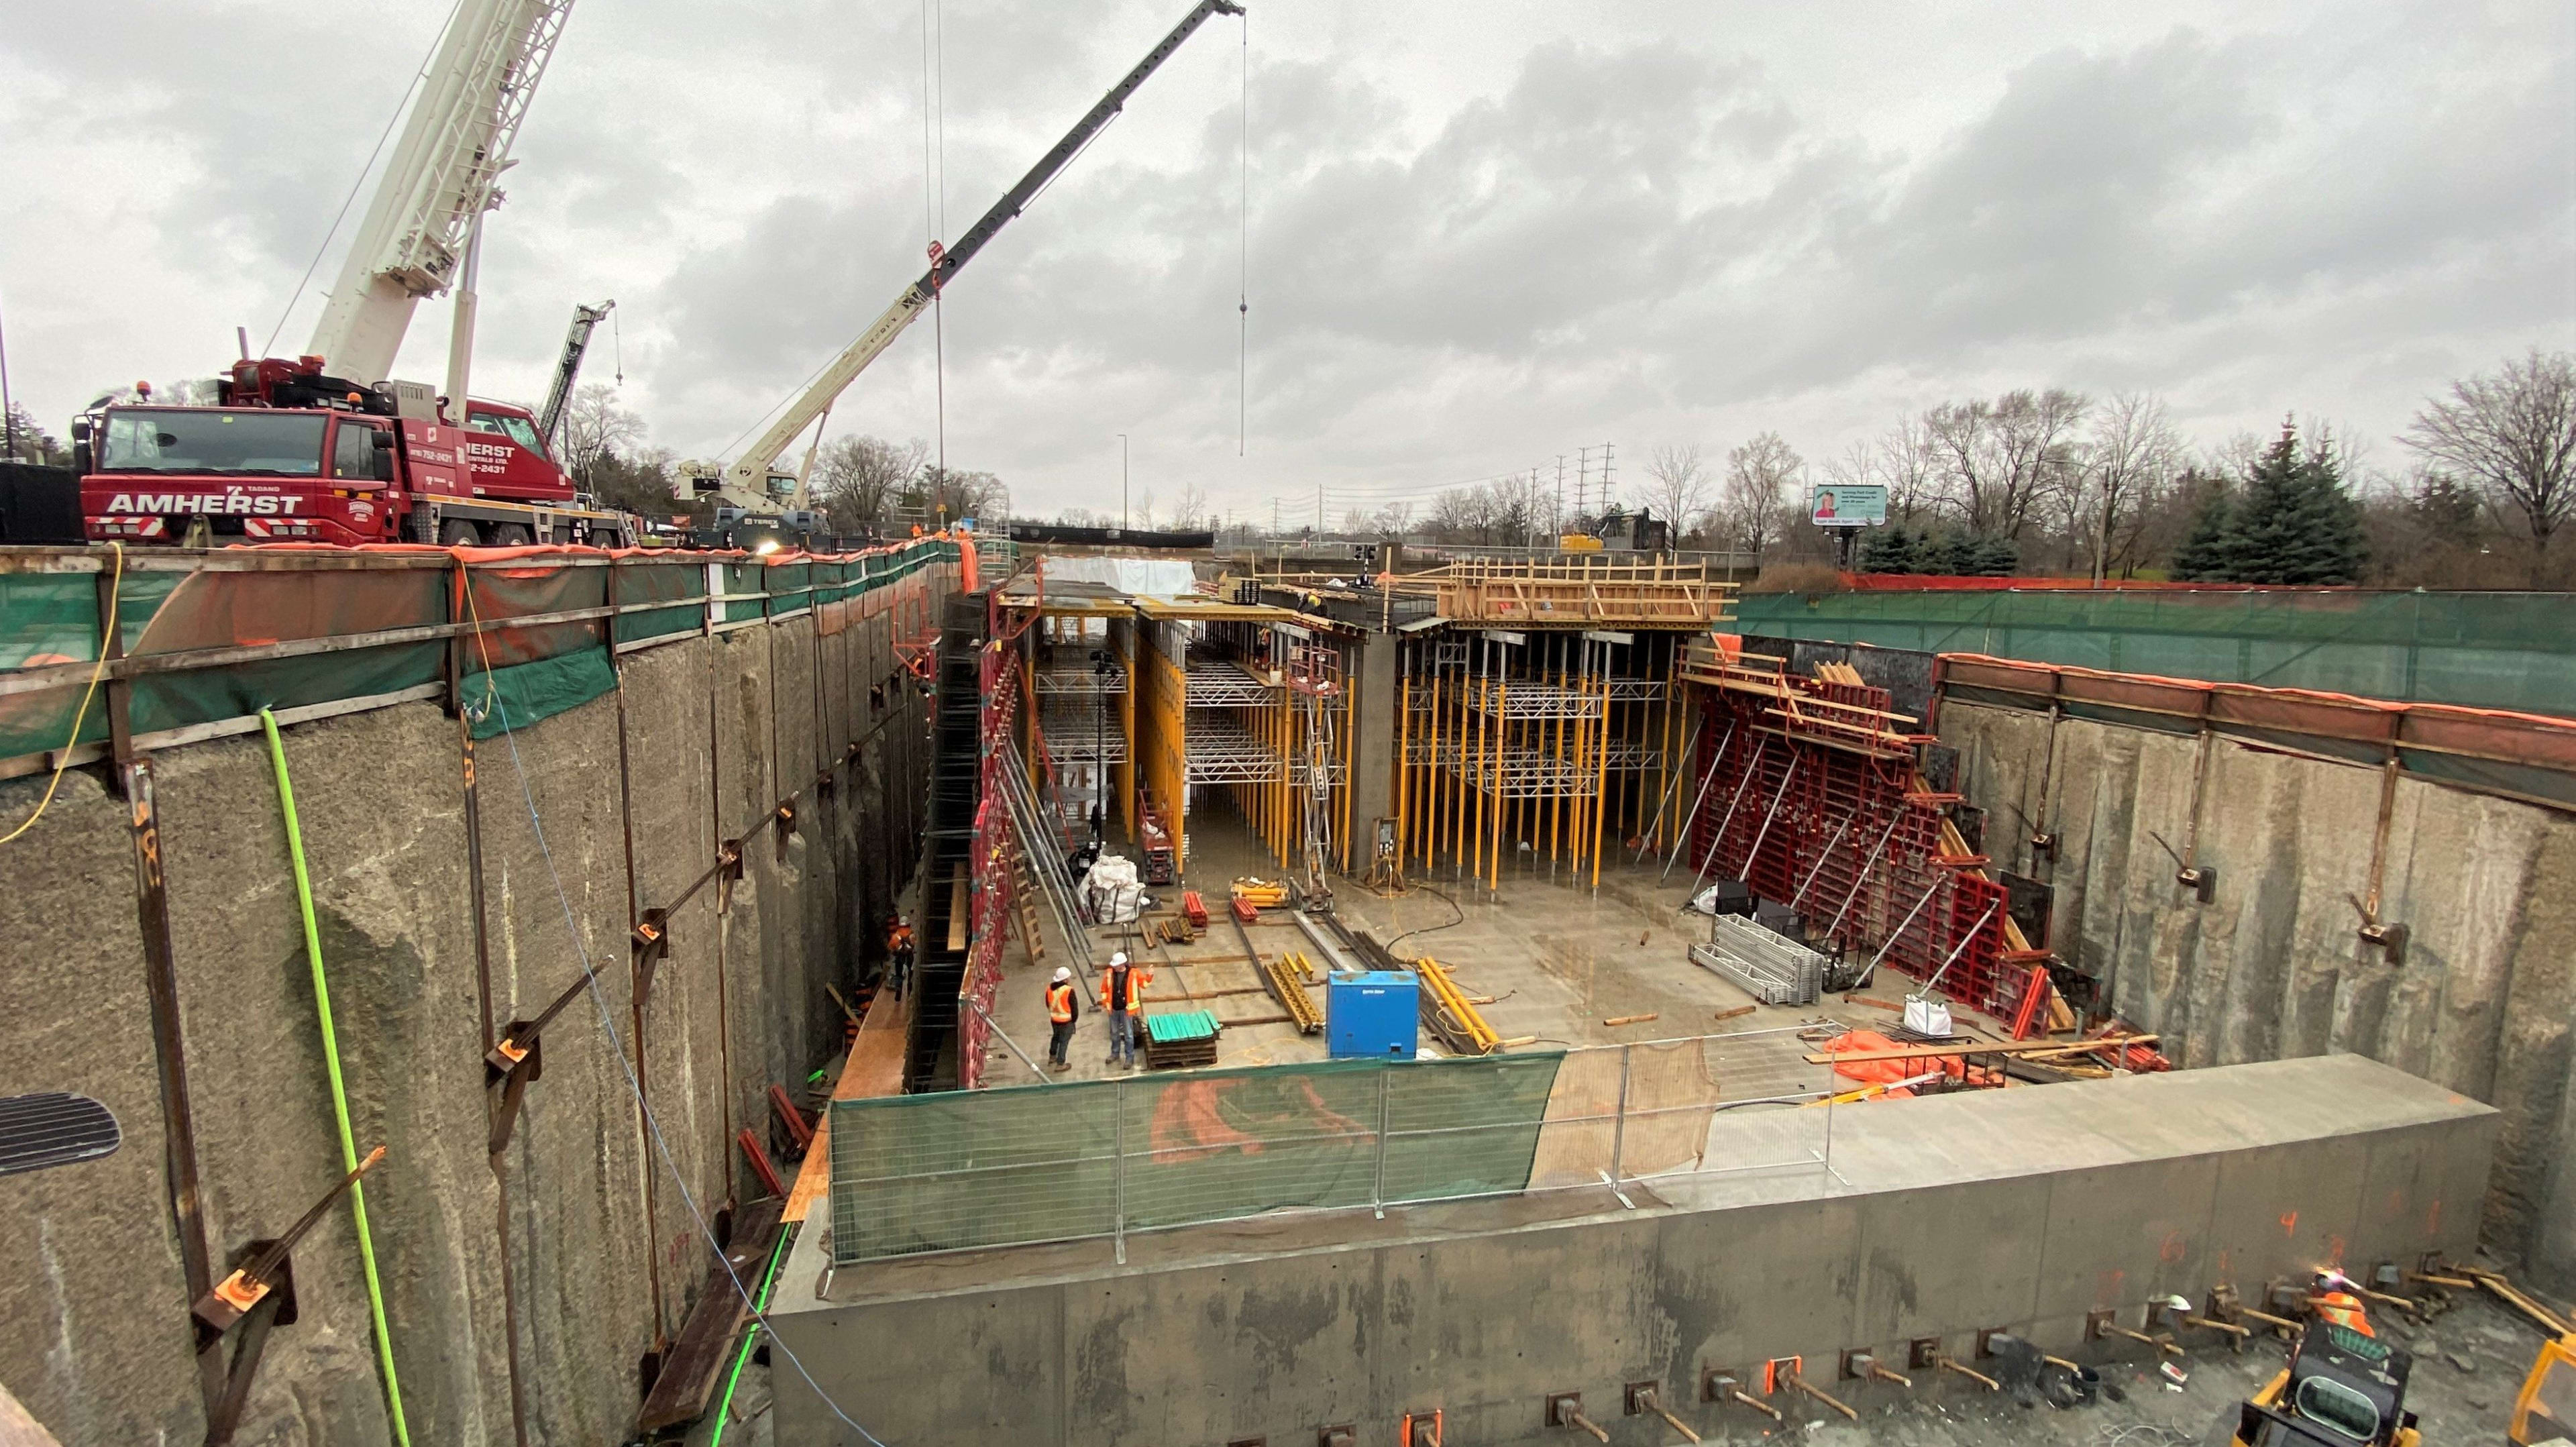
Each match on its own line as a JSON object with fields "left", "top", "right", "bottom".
{"left": 1046, "top": 981, "right": 1077, "bottom": 1024}
{"left": 2312, "top": 1292, "right": 2373, "bottom": 1337}
{"left": 1100, "top": 963, "right": 1149, "bottom": 1011}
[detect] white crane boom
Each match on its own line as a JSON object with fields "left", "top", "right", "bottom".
{"left": 307, "top": 0, "right": 577, "bottom": 384}
{"left": 714, "top": 0, "right": 1244, "bottom": 502}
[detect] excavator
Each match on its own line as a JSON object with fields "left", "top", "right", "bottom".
{"left": 677, "top": 0, "right": 1246, "bottom": 547}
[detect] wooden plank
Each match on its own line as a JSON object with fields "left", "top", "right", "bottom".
{"left": 635, "top": 1195, "right": 786, "bottom": 1431}
{"left": 782, "top": 987, "right": 911, "bottom": 1224}
{"left": 944, "top": 863, "right": 969, "bottom": 953}
{"left": 1803, "top": 1034, "right": 2155, "bottom": 1067}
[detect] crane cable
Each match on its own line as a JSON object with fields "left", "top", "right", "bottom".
{"left": 1239, "top": 6, "right": 1249, "bottom": 457}
{"left": 0, "top": 542, "right": 122, "bottom": 847}
{"left": 923, "top": 0, "right": 947, "bottom": 524}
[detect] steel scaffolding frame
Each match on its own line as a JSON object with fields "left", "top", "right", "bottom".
{"left": 1185, "top": 658, "right": 1279, "bottom": 707}
{"left": 1035, "top": 662, "right": 1126, "bottom": 696}
{"left": 1039, "top": 698, "right": 1128, "bottom": 763}
{"left": 1466, "top": 678, "right": 1603, "bottom": 720}
{"left": 1184, "top": 712, "right": 1281, "bottom": 783}
{"left": 1392, "top": 630, "right": 1693, "bottom": 894}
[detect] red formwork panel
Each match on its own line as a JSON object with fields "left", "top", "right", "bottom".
{"left": 1687, "top": 678, "right": 2016, "bottom": 1018}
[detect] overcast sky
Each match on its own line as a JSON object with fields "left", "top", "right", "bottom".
{"left": 4, "top": 1, "right": 2569, "bottom": 523}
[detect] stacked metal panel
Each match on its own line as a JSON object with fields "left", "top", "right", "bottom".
{"left": 1688, "top": 914, "right": 1825, "bottom": 1006}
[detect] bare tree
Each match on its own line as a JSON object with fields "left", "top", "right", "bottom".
{"left": 1340, "top": 506, "right": 1374, "bottom": 537}
{"left": 556, "top": 382, "right": 645, "bottom": 488}
{"left": 1428, "top": 485, "right": 1491, "bottom": 543}
{"left": 2404, "top": 350, "right": 2576, "bottom": 580}
{"left": 1372, "top": 500, "right": 1415, "bottom": 537}
{"left": 1637, "top": 443, "right": 1713, "bottom": 544}
{"left": 1170, "top": 482, "right": 1213, "bottom": 532}
{"left": 814, "top": 435, "right": 927, "bottom": 535}
{"left": 1923, "top": 388, "right": 2090, "bottom": 539}
{"left": 2079, "top": 393, "right": 2182, "bottom": 582}
{"left": 1490, "top": 472, "right": 1552, "bottom": 546}
{"left": 1721, "top": 431, "right": 1802, "bottom": 557}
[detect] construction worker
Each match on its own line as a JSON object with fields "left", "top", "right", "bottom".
{"left": 1099, "top": 951, "right": 1152, "bottom": 1068}
{"left": 2312, "top": 1271, "right": 2375, "bottom": 1337}
{"left": 887, "top": 915, "right": 915, "bottom": 1000}
{"left": 1044, "top": 967, "right": 1079, "bottom": 1072}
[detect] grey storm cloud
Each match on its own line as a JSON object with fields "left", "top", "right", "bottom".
{"left": 3, "top": 0, "right": 2569, "bottom": 519}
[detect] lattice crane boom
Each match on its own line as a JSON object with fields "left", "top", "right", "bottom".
{"left": 307, "top": 0, "right": 579, "bottom": 384}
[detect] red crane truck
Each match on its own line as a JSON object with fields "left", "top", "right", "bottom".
{"left": 75, "top": 356, "right": 630, "bottom": 548}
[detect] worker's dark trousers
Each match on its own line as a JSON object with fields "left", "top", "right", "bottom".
{"left": 1048, "top": 1020, "right": 1074, "bottom": 1066}
{"left": 1108, "top": 1008, "right": 1134, "bottom": 1064}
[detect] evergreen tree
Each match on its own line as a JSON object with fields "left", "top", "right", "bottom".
{"left": 1860, "top": 525, "right": 1921, "bottom": 573}
{"left": 2224, "top": 420, "right": 2369, "bottom": 584}
{"left": 1971, "top": 535, "right": 2019, "bottom": 576}
{"left": 1927, "top": 531, "right": 1979, "bottom": 576}
{"left": 2170, "top": 489, "right": 2237, "bottom": 581}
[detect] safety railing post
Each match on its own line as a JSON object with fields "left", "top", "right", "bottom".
{"left": 1609, "top": 1042, "right": 1632, "bottom": 1189}
{"left": 1113, "top": 1076, "right": 1128, "bottom": 1265}
{"left": 1372, "top": 1065, "right": 1391, "bottom": 1220}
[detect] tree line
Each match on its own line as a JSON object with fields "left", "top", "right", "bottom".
{"left": 1590, "top": 350, "right": 2573, "bottom": 588}
{"left": 558, "top": 384, "right": 1005, "bottom": 535}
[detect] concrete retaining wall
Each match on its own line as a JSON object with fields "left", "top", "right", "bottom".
{"left": 1941, "top": 698, "right": 2576, "bottom": 1295}
{"left": 769, "top": 1055, "right": 2492, "bottom": 1446}
{"left": 0, "top": 581, "right": 943, "bottom": 1446}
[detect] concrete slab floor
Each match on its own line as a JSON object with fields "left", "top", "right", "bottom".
{"left": 986, "top": 794, "right": 2023, "bottom": 1100}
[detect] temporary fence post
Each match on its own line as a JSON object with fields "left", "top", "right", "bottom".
{"left": 1609, "top": 1043, "right": 1632, "bottom": 1194}
{"left": 1372, "top": 1066, "right": 1391, "bottom": 1220}
{"left": 1112, "top": 1076, "right": 1128, "bottom": 1265}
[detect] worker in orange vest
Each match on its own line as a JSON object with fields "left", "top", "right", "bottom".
{"left": 2312, "top": 1271, "right": 2375, "bottom": 1337}
{"left": 1099, "top": 951, "right": 1152, "bottom": 1068}
{"left": 1044, "top": 967, "right": 1079, "bottom": 1072}
{"left": 886, "top": 916, "right": 915, "bottom": 1000}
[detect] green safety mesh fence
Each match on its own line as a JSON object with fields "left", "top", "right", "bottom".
{"left": 827, "top": 1052, "right": 1564, "bottom": 1263}
{"left": 1733, "top": 589, "right": 2576, "bottom": 716}
{"left": 0, "top": 538, "right": 967, "bottom": 765}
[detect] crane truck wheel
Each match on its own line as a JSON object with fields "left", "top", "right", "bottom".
{"left": 438, "top": 519, "right": 481, "bottom": 547}
{"left": 488, "top": 523, "right": 533, "bottom": 547}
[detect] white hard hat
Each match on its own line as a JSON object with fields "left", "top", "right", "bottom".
{"left": 1110, "top": 951, "right": 1130, "bottom": 967}
{"left": 1052, "top": 966, "right": 1072, "bottom": 983}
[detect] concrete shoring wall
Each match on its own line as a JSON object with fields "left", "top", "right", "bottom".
{"left": 1943, "top": 698, "right": 2576, "bottom": 1294}
{"left": 769, "top": 1055, "right": 2492, "bottom": 1446}
{"left": 0, "top": 578, "right": 945, "bottom": 1445}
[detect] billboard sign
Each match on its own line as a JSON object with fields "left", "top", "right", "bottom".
{"left": 1811, "top": 483, "right": 1888, "bottom": 528}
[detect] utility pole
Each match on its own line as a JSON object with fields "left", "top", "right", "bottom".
{"left": 1554, "top": 455, "right": 1566, "bottom": 541}
{"left": 1315, "top": 482, "right": 1323, "bottom": 539}
{"left": 1118, "top": 433, "right": 1129, "bottom": 529}
{"left": 1601, "top": 442, "right": 1614, "bottom": 514}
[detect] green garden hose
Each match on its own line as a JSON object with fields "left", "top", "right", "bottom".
{"left": 706, "top": 1230, "right": 793, "bottom": 1446}
{"left": 260, "top": 709, "right": 411, "bottom": 1446}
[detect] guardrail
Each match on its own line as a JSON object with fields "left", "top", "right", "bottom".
{"left": 825, "top": 1026, "right": 1849, "bottom": 1265}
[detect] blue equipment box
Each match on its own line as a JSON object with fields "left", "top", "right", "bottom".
{"left": 1326, "top": 971, "right": 1419, "bottom": 1059}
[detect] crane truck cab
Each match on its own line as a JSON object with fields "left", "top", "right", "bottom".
{"left": 2233, "top": 1321, "right": 2420, "bottom": 1447}
{"left": 77, "top": 355, "right": 630, "bottom": 548}
{"left": 677, "top": 458, "right": 822, "bottom": 551}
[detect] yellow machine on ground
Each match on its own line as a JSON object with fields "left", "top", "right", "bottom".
{"left": 2232, "top": 1287, "right": 2419, "bottom": 1447}
{"left": 2512, "top": 1331, "right": 2575, "bottom": 1445}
